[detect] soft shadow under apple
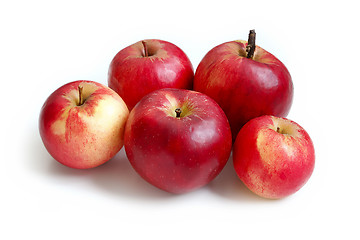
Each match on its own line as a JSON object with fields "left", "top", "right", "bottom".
{"left": 207, "top": 153, "right": 268, "bottom": 203}
{"left": 30, "top": 127, "right": 269, "bottom": 202}
{"left": 89, "top": 148, "right": 176, "bottom": 200}
{"left": 29, "top": 127, "right": 92, "bottom": 178}
{"left": 29, "top": 127, "right": 175, "bottom": 201}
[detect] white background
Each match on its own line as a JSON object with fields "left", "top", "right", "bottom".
{"left": 1, "top": 0, "right": 359, "bottom": 239}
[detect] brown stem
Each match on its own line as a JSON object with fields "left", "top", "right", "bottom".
{"left": 142, "top": 41, "right": 148, "bottom": 57}
{"left": 246, "top": 29, "right": 256, "bottom": 59}
{"left": 276, "top": 127, "right": 281, "bottom": 133}
{"left": 78, "top": 85, "right": 83, "bottom": 106}
{"left": 175, "top": 108, "right": 182, "bottom": 118}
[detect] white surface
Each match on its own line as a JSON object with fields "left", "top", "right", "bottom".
{"left": 1, "top": 0, "right": 359, "bottom": 239}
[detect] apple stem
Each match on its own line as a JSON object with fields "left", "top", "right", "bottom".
{"left": 246, "top": 29, "right": 256, "bottom": 59}
{"left": 142, "top": 41, "right": 148, "bottom": 57}
{"left": 175, "top": 108, "right": 182, "bottom": 118}
{"left": 276, "top": 127, "right": 281, "bottom": 133}
{"left": 78, "top": 85, "right": 84, "bottom": 106}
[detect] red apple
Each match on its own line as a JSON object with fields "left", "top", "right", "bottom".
{"left": 124, "top": 88, "right": 232, "bottom": 194}
{"left": 39, "top": 80, "right": 129, "bottom": 169}
{"left": 194, "top": 30, "right": 293, "bottom": 140}
{"left": 108, "top": 39, "right": 194, "bottom": 111}
{"left": 233, "top": 115, "right": 315, "bottom": 199}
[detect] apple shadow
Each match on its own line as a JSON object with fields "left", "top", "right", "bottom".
{"left": 207, "top": 153, "right": 269, "bottom": 203}
{"left": 28, "top": 127, "right": 94, "bottom": 178}
{"left": 88, "top": 149, "right": 176, "bottom": 200}
{"left": 29, "top": 127, "right": 271, "bottom": 202}
{"left": 28, "top": 127, "right": 174, "bottom": 201}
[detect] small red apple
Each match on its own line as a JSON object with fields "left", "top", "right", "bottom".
{"left": 108, "top": 39, "right": 194, "bottom": 111}
{"left": 124, "top": 88, "right": 232, "bottom": 194}
{"left": 233, "top": 115, "right": 315, "bottom": 199}
{"left": 194, "top": 30, "right": 293, "bottom": 140}
{"left": 39, "top": 80, "right": 129, "bottom": 169}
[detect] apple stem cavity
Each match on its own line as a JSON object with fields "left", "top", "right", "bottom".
{"left": 78, "top": 85, "right": 84, "bottom": 106}
{"left": 246, "top": 29, "right": 256, "bottom": 59}
{"left": 276, "top": 127, "right": 281, "bottom": 133}
{"left": 175, "top": 108, "right": 182, "bottom": 118}
{"left": 142, "top": 41, "right": 148, "bottom": 57}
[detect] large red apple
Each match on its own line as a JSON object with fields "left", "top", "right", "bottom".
{"left": 233, "top": 115, "right": 315, "bottom": 199}
{"left": 39, "top": 80, "right": 129, "bottom": 169}
{"left": 194, "top": 30, "right": 293, "bottom": 140}
{"left": 124, "top": 88, "right": 232, "bottom": 194}
{"left": 108, "top": 39, "right": 194, "bottom": 111}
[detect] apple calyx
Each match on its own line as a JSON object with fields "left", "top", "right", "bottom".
{"left": 175, "top": 108, "right": 182, "bottom": 118}
{"left": 142, "top": 41, "right": 149, "bottom": 57}
{"left": 77, "top": 85, "right": 84, "bottom": 106}
{"left": 246, "top": 29, "right": 256, "bottom": 59}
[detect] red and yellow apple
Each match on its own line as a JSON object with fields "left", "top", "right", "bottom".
{"left": 108, "top": 39, "right": 194, "bottom": 111}
{"left": 124, "top": 88, "right": 232, "bottom": 194}
{"left": 39, "top": 80, "right": 129, "bottom": 169}
{"left": 194, "top": 30, "right": 293, "bottom": 140}
{"left": 233, "top": 115, "right": 315, "bottom": 199}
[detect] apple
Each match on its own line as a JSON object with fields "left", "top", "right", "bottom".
{"left": 108, "top": 39, "right": 194, "bottom": 111}
{"left": 39, "top": 80, "right": 129, "bottom": 169}
{"left": 233, "top": 115, "right": 315, "bottom": 199}
{"left": 194, "top": 30, "right": 293, "bottom": 140}
{"left": 124, "top": 88, "right": 232, "bottom": 194}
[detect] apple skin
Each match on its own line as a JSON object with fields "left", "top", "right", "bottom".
{"left": 108, "top": 39, "right": 194, "bottom": 111}
{"left": 39, "top": 80, "right": 129, "bottom": 169}
{"left": 124, "top": 88, "right": 232, "bottom": 194}
{"left": 194, "top": 40, "right": 293, "bottom": 140}
{"left": 233, "top": 115, "right": 315, "bottom": 199}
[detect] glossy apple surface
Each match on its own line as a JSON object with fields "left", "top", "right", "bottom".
{"left": 108, "top": 39, "right": 194, "bottom": 110}
{"left": 194, "top": 38, "right": 293, "bottom": 140}
{"left": 233, "top": 115, "right": 315, "bottom": 199}
{"left": 124, "top": 88, "right": 232, "bottom": 194}
{"left": 39, "top": 80, "right": 129, "bottom": 169}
